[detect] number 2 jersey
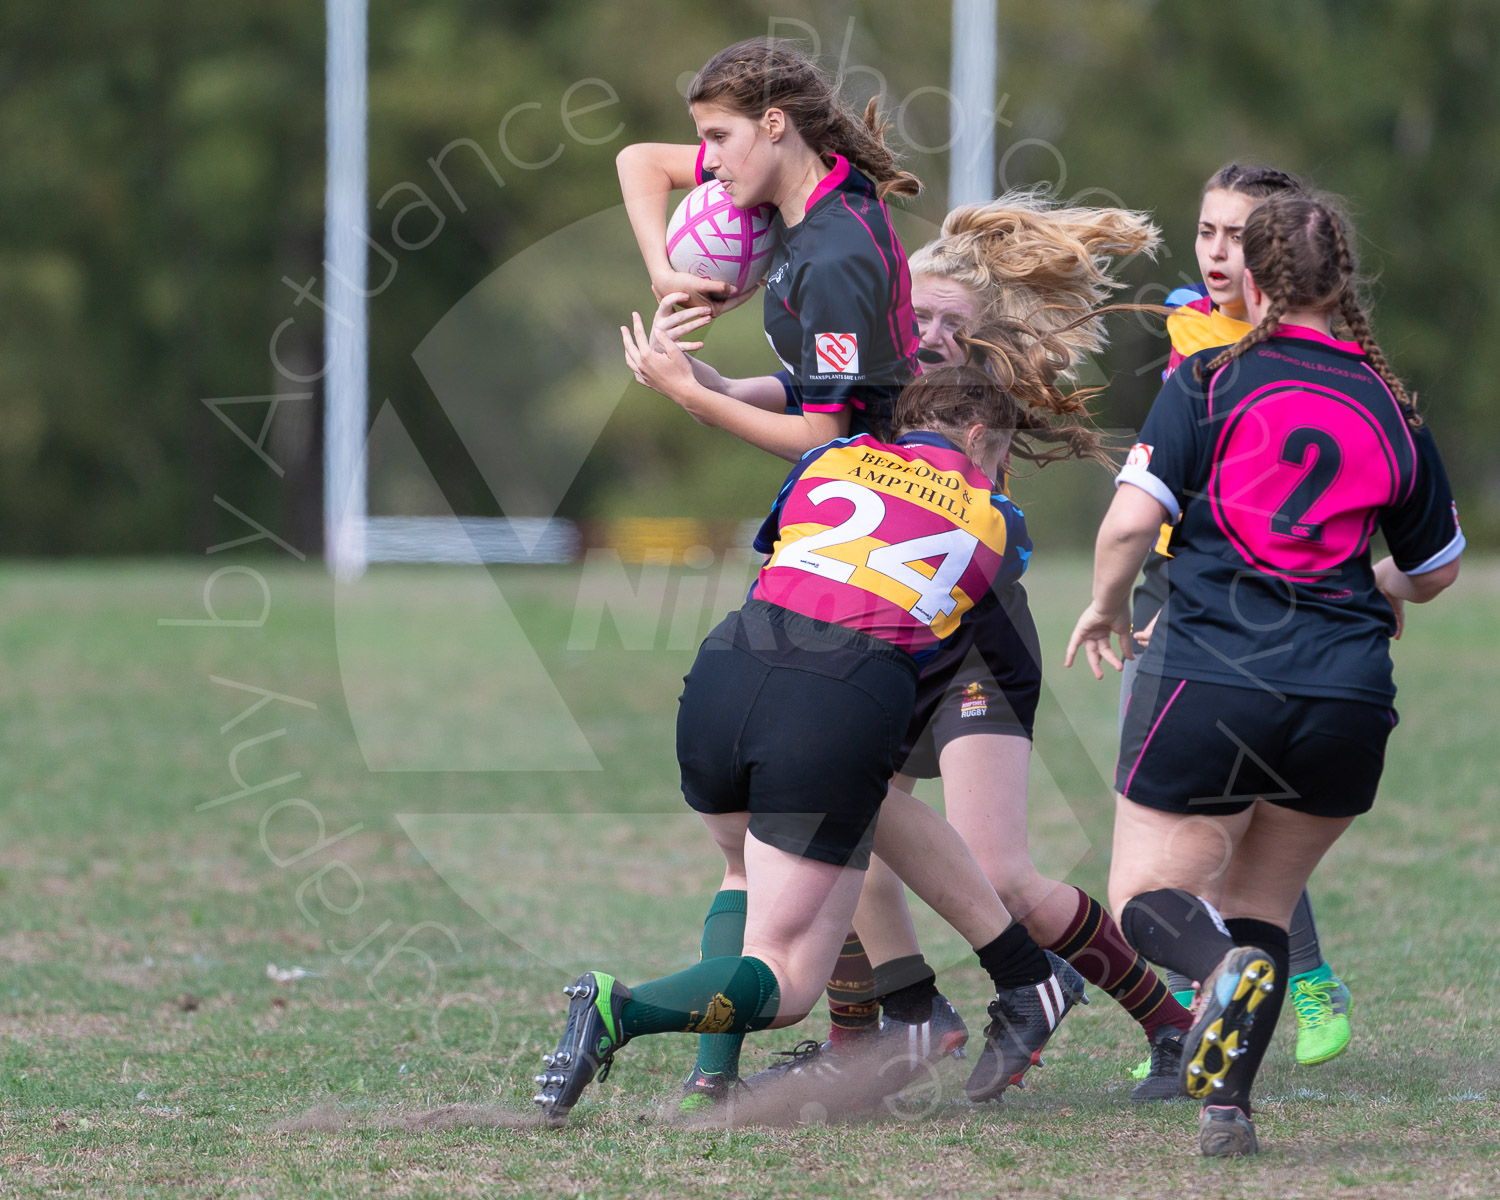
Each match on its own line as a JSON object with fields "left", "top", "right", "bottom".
{"left": 749, "top": 431, "right": 1031, "bottom": 659}
{"left": 1118, "top": 325, "right": 1465, "bottom": 703}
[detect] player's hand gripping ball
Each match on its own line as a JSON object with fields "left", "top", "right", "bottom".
{"left": 666, "top": 181, "right": 776, "bottom": 295}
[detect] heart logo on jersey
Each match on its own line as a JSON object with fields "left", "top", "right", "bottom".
{"left": 815, "top": 332, "right": 859, "bottom": 374}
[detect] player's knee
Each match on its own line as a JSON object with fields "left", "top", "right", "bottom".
{"left": 765, "top": 1005, "right": 815, "bottom": 1031}
{"left": 991, "top": 864, "right": 1049, "bottom": 916}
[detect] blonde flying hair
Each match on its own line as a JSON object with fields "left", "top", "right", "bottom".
{"left": 893, "top": 319, "right": 1118, "bottom": 472}
{"left": 907, "top": 188, "right": 1161, "bottom": 382}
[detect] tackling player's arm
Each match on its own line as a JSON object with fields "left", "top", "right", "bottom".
{"left": 624, "top": 292, "right": 793, "bottom": 414}
{"left": 687, "top": 359, "right": 792, "bottom": 412}
{"left": 622, "top": 297, "right": 848, "bottom": 461}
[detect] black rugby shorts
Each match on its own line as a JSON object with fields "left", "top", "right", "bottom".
{"left": 677, "top": 600, "right": 919, "bottom": 868}
{"left": 896, "top": 585, "right": 1041, "bottom": 781}
{"left": 1116, "top": 675, "right": 1397, "bottom": 818}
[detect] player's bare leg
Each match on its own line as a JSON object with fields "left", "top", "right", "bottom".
{"left": 940, "top": 735, "right": 1192, "bottom": 1096}
{"left": 1114, "top": 796, "right": 1353, "bottom": 1151}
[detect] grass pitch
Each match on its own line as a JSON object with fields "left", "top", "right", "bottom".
{"left": 0, "top": 557, "right": 1496, "bottom": 1198}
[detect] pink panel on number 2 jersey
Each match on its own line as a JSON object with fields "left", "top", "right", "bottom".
{"left": 1209, "top": 381, "right": 1402, "bottom": 581}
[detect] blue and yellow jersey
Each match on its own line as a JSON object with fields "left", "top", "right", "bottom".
{"left": 751, "top": 432, "right": 1030, "bottom": 657}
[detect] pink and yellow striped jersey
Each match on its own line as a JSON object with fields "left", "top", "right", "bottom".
{"left": 751, "top": 432, "right": 1030, "bottom": 657}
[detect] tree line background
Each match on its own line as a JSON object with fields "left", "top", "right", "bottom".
{"left": 4, "top": 0, "right": 1497, "bottom": 556}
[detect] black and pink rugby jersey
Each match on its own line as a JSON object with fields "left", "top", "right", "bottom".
{"left": 1118, "top": 325, "right": 1463, "bottom": 704}
{"left": 697, "top": 147, "right": 919, "bottom": 435}
{"left": 749, "top": 431, "right": 1030, "bottom": 660}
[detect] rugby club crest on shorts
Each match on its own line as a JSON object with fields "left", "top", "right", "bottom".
{"left": 960, "top": 681, "right": 989, "bottom": 719}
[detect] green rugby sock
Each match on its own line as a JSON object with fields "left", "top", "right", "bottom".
{"left": 623, "top": 955, "right": 780, "bottom": 1038}
{"left": 694, "top": 890, "right": 748, "bottom": 1076}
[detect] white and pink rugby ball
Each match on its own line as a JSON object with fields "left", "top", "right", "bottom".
{"left": 666, "top": 181, "right": 776, "bottom": 293}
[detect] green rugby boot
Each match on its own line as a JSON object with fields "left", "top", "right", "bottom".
{"left": 678, "top": 1065, "right": 745, "bottom": 1114}
{"left": 534, "top": 971, "right": 632, "bottom": 1125}
{"left": 1290, "top": 964, "right": 1352, "bottom": 1065}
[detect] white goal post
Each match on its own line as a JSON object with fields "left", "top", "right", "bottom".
{"left": 322, "top": 2, "right": 999, "bottom": 575}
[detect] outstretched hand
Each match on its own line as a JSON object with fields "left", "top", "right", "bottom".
{"left": 1064, "top": 601, "right": 1135, "bottom": 680}
{"left": 621, "top": 293, "right": 707, "bottom": 400}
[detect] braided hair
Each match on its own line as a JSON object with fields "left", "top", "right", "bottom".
{"left": 688, "top": 39, "right": 921, "bottom": 200}
{"left": 1197, "top": 195, "right": 1420, "bottom": 427}
{"left": 1202, "top": 162, "right": 1306, "bottom": 203}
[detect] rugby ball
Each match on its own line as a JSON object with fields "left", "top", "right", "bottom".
{"left": 666, "top": 181, "right": 776, "bottom": 294}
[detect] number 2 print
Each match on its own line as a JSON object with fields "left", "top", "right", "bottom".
{"left": 1269, "top": 427, "right": 1343, "bottom": 544}
{"left": 1210, "top": 383, "right": 1400, "bottom": 581}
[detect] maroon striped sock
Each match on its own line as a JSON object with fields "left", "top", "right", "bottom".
{"left": 1043, "top": 887, "right": 1192, "bottom": 1040}
{"left": 825, "top": 931, "right": 879, "bottom": 1045}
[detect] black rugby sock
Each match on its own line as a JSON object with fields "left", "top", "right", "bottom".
{"left": 1217, "top": 918, "right": 1291, "bottom": 1113}
{"left": 975, "top": 923, "right": 1052, "bottom": 990}
{"left": 1119, "top": 889, "right": 1236, "bottom": 983}
{"left": 1287, "top": 889, "right": 1325, "bottom": 977}
{"left": 874, "top": 954, "right": 939, "bottom": 1023}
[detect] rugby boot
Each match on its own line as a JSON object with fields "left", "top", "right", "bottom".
{"left": 1181, "top": 946, "right": 1276, "bottom": 1101}
{"left": 877, "top": 992, "right": 969, "bottom": 1069}
{"left": 966, "top": 951, "right": 1088, "bottom": 1102}
{"left": 1198, "top": 1103, "right": 1259, "bottom": 1156}
{"left": 1290, "top": 964, "right": 1352, "bottom": 1065}
{"left": 677, "top": 1066, "right": 745, "bottom": 1114}
{"left": 533, "top": 971, "right": 631, "bottom": 1125}
{"left": 1129, "top": 1025, "right": 1188, "bottom": 1102}
{"left": 742, "top": 1039, "right": 846, "bottom": 1088}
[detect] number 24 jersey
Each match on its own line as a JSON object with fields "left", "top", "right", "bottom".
{"left": 751, "top": 431, "right": 1031, "bottom": 659}
{"left": 1118, "top": 325, "right": 1464, "bottom": 704}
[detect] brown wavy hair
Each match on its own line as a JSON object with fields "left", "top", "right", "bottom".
{"left": 1196, "top": 194, "right": 1419, "bottom": 426}
{"left": 687, "top": 39, "right": 921, "bottom": 200}
{"left": 892, "top": 316, "right": 1120, "bottom": 472}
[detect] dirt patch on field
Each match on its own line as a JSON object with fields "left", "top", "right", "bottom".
{"left": 380, "top": 1104, "right": 535, "bottom": 1131}
{"left": 274, "top": 1103, "right": 536, "bottom": 1134}
{"left": 0, "top": 931, "right": 59, "bottom": 963}
{"left": 672, "top": 1040, "right": 944, "bottom": 1131}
